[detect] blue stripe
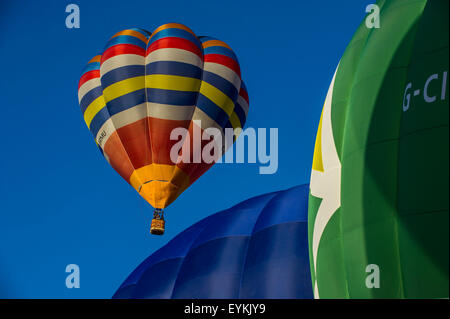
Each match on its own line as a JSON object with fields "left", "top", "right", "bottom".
{"left": 196, "top": 94, "right": 229, "bottom": 128}
{"left": 106, "top": 89, "right": 146, "bottom": 116}
{"left": 148, "top": 28, "right": 201, "bottom": 49}
{"left": 146, "top": 88, "right": 198, "bottom": 106}
{"left": 202, "top": 70, "right": 238, "bottom": 102}
{"left": 89, "top": 107, "right": 110, "bottom": 137}
{"left": 80, "top": 86, "right": 103, "bottom": 114}
{"left": 101, "top": 65, "right": 145, "bottom": 88}
{"left": 104, "top": 35, "right": 147, "bottom": 51}
{"left": 233, "top": 102, "right": 246, "bottom": 128}
{"left": 83, "top": 62, "right": 100, "bottom": 73}
{"left": 203, "top": 46, "right": 238, "bottom": 62}
{"left": 146, "top": 61, "right": 202, "bottom": 79}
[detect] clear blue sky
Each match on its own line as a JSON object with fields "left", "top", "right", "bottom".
{"left": 0, "top": 0, "right": 369, "bottom": 298}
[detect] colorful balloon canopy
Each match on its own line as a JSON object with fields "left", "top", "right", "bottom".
{"left": 112, "top": 185, "right": 312, "bottom": 299}
{"left": 77, "top": 23, "right": 249, "bottom": 233}
{"left": 309, "top": 0, "right": 448, "bottom": 298}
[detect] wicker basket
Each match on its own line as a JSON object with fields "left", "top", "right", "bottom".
{"left": 150, "top": 218, "right": 165, "bottom": 235}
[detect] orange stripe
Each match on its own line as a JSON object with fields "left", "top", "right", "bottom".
{"left": 202, "top": 40, "right": 232, "bottom": 50}
{"left": 150, "top": 23, "right": 197, "bottom": 41}
{"left": 111, "top": 29, "right": 150, "bottom": 44}
{"left": 88, "top": 55, "right": 102, "bottom": 63}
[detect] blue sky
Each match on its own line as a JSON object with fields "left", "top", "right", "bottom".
{"left": 0, "top": 0, "right": 369, "bottom": 298}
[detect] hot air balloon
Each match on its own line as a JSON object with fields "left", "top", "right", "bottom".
{"left": 309, "top": 0, "right": 448, "bottom": 298}
{"left": 78, "top": 24, "right": 249, "bottom": 235}
{"left": 112, "top": 185, "right": 312, "bottom": 299}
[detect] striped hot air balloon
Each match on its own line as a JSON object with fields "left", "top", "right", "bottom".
{"left": 77, "top": 24, "right": 249, "bottom": 235}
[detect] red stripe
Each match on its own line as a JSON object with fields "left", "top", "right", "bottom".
{"left": 146, "top": 37, "right": 203, "bottom": 59}
{"left": 148, "top": 117, "right": 192, "bottom": 165}
{"left": 239, "top": 87, "right": 249, "bottom": 104}
{"left": 78, "top": 70, "right": 100, "bottom": 89}
{"left": 115, "top": 118, "right": 152, "bottom": 169}
{"left": 175, "top": 122, "right": 220, "bottom": 181}
{"left": 101, "top": 44, "right": 146, "bottom": 65}
{"left": 204, "top": 54, "right": 241, "bottom": 77}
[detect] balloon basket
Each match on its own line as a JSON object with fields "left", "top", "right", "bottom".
{"left": 150, "top": 209, "right": 165, "bottom": 235}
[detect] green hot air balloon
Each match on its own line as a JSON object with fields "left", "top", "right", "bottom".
{"left": 308, "top": 0, "right": 448, "bottom": 298}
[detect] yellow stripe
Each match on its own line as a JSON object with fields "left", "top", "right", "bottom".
{"left": 145, "top": 74, "right": 201, "bottom": 92}
{"left": 200, "top": 81, "right": 235, "bottom": 116}
{"left": 312, "top": 107, "right": 324, "bottom": 172}
{"left": 229, "top": 112, "right": 241, "bottom": 130}
{"left": 101, "top": 74, "right": 201, "bottom": 113}
{"left": 84, "top": 95, "right": 106, "bottom": 128}
{"left": 102, "top": 76, "right": 145, "bottom": 101}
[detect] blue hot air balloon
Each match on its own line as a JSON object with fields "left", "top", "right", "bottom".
{"left": 113, "top": 184, "right": 313, "bottom": 299}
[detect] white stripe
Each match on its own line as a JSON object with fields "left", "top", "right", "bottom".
{"left": 191, "top": 107, "right": 222, "bottom": 132}
{"left": 95, "top": 118, "right": 115, "bottom": 150}
{"left": 103, "top": 151, "right": 111, "bottom": 165}
{"left": 95, "top": 103, "right": 147, "bottom": 148}
{"left": 78, "top": 78, "right": 101, "bottom": 103}
{"left": 203, "top": 62, "right": 241, "bottom": 90}
{"left": 111, "top": 103, "right": 147, "bottom": 128}
{"left": 146, "top": 48, "right": 203, "bottom": 68}
{"left": 100, "top": 54, "right": 145, "bottom": 75}
{"left": 237, "top": 95, "right": 249, "bottom": 117}
{"left": 96, "top": 102, "right": 198, "bottom": 149}
{"left": 310, "top": 63, "right": 342, "bottom": 299}
{"left": 147, "top": 103, "right": 195, "bottom": 121}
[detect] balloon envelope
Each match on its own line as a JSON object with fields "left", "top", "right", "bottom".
{"left": 309, "top": 0, "right": 448, "bottom": 298}
{"left": 113, "top": 185, "right": 313, "bottom": 299}
{"left": 78, "top": 24, "right": 249, "bottom": 212}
